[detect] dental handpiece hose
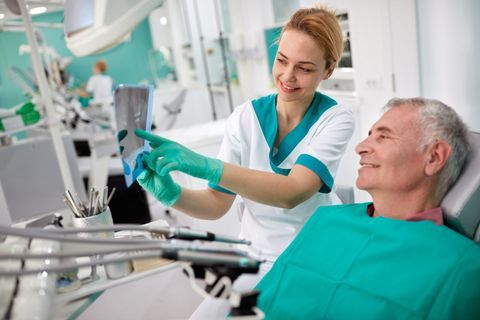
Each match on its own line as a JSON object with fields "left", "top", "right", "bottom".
{"left": 170, "top": 227, "right": 251, "bottom": 245}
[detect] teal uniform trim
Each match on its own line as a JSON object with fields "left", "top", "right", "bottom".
{"left": 296, "top": 154, "right": 333, "bottom": 193}
{"left": 269, "top": 162, "right": 291, "bottom": 176}
{"left": 252, "top": 93, "right": 278, "bottom": 150}
{"left": 208, "top": 182, "right": 236, "bottom": 195}
{"left": 252, "top": 92, "right": 337, "bottom": 185}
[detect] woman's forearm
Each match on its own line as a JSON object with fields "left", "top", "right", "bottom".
{"left": 172, "top": 187, "right": 235, "bottom": 220}
{"left": 218, "top": 163, "right": 322, "bottom": 209}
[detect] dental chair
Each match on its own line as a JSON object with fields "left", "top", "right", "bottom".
{"left": 442, "top": 131, "right": 480, "bottom": 243}
{"left": 335, "top": 185, "right": 355, "bottom": 205}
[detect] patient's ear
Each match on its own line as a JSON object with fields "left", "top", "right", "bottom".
{"left": 425, "top": 140, "right": 452, "bottom": 176}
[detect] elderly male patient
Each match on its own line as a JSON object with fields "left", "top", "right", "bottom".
{"left": 256, "top": 97, "right": 480, "bottom": 319}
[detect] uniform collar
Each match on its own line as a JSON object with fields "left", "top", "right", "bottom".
{"left": 251, "top": 92, "right": 337, "bottom": 175}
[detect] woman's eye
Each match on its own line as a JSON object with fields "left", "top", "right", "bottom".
{"left": 276, "top": 58, "right": 287, "bottom": 64}
{"left": 298, "top": 67, "right": 312, "bottom": 72}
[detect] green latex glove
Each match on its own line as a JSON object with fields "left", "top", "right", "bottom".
{"left": 135, "top": 129, "right": 224, "bottom": 184}
{"left": 136, "top": 168, "right": 181, "bottom": 207}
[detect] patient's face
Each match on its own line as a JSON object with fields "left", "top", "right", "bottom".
{"left": 355, "top": 105, "right": 429, "bottom": 195}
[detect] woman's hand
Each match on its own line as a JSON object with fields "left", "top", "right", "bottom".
{"left": 135, "top": 129, "right": 224, "bottom": 184}
{"left": 136, "top": 168, "right": 181, "bottom": 207}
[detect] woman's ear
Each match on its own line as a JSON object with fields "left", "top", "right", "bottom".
{"left": 425, "top": 140, "right": 452, "bottom": 176}
{"left": 323, "top": 64, "right": 336, "bottom": 80}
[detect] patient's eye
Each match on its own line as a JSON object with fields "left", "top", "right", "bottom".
{"left": 377, "top": 134, "right": 389, "bottom": 142}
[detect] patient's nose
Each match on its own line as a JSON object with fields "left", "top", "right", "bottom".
{"left": 355, "top": 137, "right": 372, "bottom": 155}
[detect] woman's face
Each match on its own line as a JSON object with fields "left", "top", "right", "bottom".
{"left": 273, "top": 29, "right": 332, "bottom": 104}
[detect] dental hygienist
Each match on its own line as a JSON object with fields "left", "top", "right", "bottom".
{"left": 136, "top": 6, "right": 354, "bottom": 278}
{"left": 76, "top": 59, "right": 113, "bottom": 106}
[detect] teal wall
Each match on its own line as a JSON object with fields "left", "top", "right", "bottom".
{"left": 0, "top": 11, "right": 156, "bottom": 109}
{"left": 264, "top": 26, "right": 282, "bottom": 76}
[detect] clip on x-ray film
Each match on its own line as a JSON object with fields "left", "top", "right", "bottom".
{"left": 114, "top": 84, "right": 154, "bottom": 187}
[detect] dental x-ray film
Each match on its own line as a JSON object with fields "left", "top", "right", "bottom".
{"left": 114, "top": 84, "right": 154, "bottom": 187}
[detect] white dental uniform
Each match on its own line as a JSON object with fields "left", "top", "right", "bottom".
{"left": 190, "top": 92, "right": 355, "bottom": 320}
{"left": 209, "top": 92, "right": 355, "bottom": 262}
{"left": 86, "top": 74, "right": 113, "bottom": 105}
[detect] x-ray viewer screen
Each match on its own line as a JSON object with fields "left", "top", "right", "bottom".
{"left": 114, "top": 85, "right": 154, "bottom": 187}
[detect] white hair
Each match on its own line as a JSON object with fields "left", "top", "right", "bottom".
{"left": 383, "top": 97, "right": 471, "bottom": 199}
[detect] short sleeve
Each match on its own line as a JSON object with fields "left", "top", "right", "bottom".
{"left": 207, "top": 106, "right": 244, "bottom": 194}
{"left": 296, "top": 107, "right": 355, "bottom": 193}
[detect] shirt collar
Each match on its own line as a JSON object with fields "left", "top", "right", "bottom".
{"left": 366, "top": 203, "right": 444, "bottom": 226}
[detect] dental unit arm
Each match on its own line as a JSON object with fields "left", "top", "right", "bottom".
{"left": 0, "top": 223, "right": 264, "bottom": 319}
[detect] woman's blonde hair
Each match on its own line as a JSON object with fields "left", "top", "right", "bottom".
{"left": 282, "top": 6, "right": 344, "bottom": 69}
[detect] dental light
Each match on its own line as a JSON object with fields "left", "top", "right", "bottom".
{"left": 64, "top": 0, "right": 164, "bottom": 57}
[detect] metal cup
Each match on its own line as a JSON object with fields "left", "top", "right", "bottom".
{"left": 72, "top": 207, "right": 114, "bottom": 238}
